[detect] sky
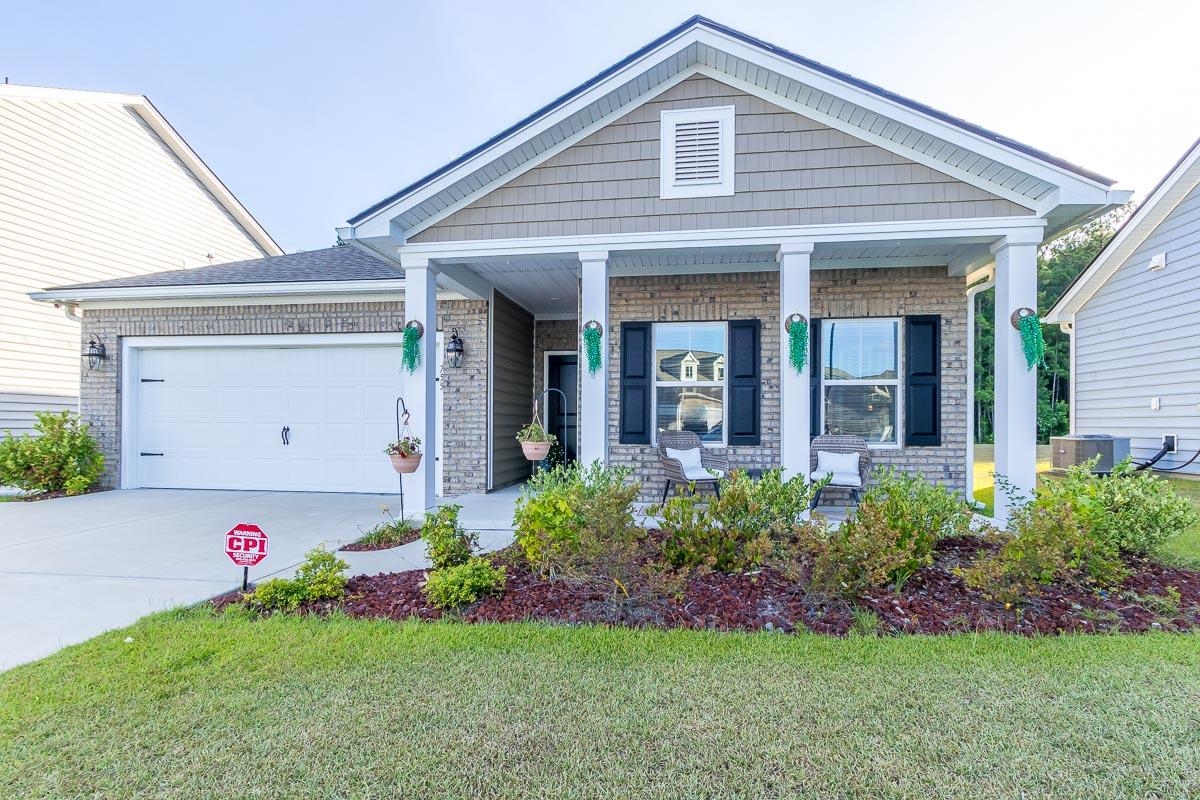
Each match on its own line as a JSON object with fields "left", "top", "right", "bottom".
{"left": 5, "top": 1, "right": 1199, "bottom": 252}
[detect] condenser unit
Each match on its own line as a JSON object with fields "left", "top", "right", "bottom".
{"left": 1050, "top": 434, "right": 1131, "bottom": 474}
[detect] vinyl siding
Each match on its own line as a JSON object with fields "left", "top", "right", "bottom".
{"left": 490, "top": 291, "right": 534, "bottom": 488}
{"left": 411, "top": 75, "right": 1032, "bottom": 243}
{"left": 0, "top": 96, "right": 269, "bottom": 433}
{"left": 1073, "top": 178, "right": 1200, "bottom": 475}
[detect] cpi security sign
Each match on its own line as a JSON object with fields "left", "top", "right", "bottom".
{"left": 225, "top": 523, "right": 269, "bottom": 567}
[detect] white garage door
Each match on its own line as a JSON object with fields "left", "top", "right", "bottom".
{"left": 133, "top": 345, "right": 411, "bottom": 493}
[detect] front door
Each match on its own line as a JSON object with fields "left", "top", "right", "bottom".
{"left": 546, "top": 354, "right": 578, "bottom": 464}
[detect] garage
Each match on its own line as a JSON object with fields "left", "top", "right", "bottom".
{"left": 124, "top": 336, "right": 425, "bottom": 494}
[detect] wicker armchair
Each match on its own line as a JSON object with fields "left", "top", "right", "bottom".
{"left": 809, "top": 434, "right": 871, "bottom": 509}
{"left": 657, "top": 429, "right": 729, "bottom": 504}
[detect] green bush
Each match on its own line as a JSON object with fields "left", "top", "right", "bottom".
{"left": 807, "top": 468, "right": 973, "bottom": 596}
{"left": 0, "top": 411, "right": 104, "bottom": 495}
{"left": 422, "top": 504, "right": 476, "bottom": 570}
{"left": 422, "top": 556, "right": 506, "bottom": 610}
{"left": 246, "top": 547, "right": 348, "bottom": 612}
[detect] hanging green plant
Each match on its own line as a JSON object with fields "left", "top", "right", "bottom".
{"left": 1012, "top": 308, "right": 1045, "bottom": 370}
{"left": 401, "top": 321, "right": 423, "bottom": 373}
{"left": 583, "top": 321, "right": 603, "bottom": 375}
{"left": 786, "top": 313, "right": 808, "bottom": 373}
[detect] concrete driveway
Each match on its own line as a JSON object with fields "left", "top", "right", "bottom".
{"left": 0, "top": 489, "right": 394, "bottom": 670}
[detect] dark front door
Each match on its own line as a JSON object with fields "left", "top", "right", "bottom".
{"left": 546, "top": 354, "right": 578, "bottom": 463}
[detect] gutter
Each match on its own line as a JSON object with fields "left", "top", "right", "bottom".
{"left": 29, "top": 279, "right": 408, "bottom": 305}
{"left": 965, "top": 267, "right": 996, "bottom": 500}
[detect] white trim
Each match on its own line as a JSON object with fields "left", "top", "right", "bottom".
{"left": 66, "top": 293, "right": 415, "bottom": 311}
{"left": 817, "top": 317, "right": 903, "bottom": 449}
{"left": 542, "top": 350, "right": 578, "bottom": 459}
{"left": 659, "top": 105, "right": 735, "bottom": 199}
{"left": 1066, "top": 314, "right": 1077, "bottom": 433}
{"left": 964, "top": 270, "right": 996, "bottom": 499}
{"left": 119, "top": 332, "right": 402, "bottom": 489}
{"left": 486, "top": 286, "right": 496, "bottom": 490}
{"left": 31, "top": 279, "right": 408, "bottom": 304}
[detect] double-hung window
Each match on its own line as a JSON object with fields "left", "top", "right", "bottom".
{"left": 653, "top": 322, "right": 727, "bottom": 444}
{"left": 821, "top": 318, "right": 900, "bottom": 445}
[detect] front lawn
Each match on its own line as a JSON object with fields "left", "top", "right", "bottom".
{"left": 1, "top": 610, "right": 1198, "bottom": 800}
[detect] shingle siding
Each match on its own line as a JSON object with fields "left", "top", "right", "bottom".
{"left": 411, "top": 76, "right": 1032, "bottom": 243}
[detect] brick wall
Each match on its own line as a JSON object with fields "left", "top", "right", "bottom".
{"left": 532, "top": 318, "right": 578, "bottom": 399}
{"left": 605, "top": 267, "right": 968, "bottom": 500}
{"left": 80, "top": 299, "right": 489, "bottom": 496}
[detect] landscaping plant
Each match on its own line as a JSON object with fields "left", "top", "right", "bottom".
{"left": 422, "top": 556, "right": 506, "bottom": 610}
{"left": 246, "top": 547, "right": 348, "bottom": 612}
{"left": 0, "top": 410, "right": 104, "bottom": 496}
{"left": 384, "top": 435, "right": 422, "bottom": 457}
{"left": 421, "top": 504, "right": 476, "bottom": 569}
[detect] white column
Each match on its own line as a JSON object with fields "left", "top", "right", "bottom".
{"left": 400, "top": 255, "right": 439, "bottom": 515}
{"left": 578, "top": 250, "right": 609, "bottom": 466}
{"left": 991, "top": 236, "right": 1039, "bottom": 522}
{"left": 778, "top": 242, "right": 814, "bottom": 480}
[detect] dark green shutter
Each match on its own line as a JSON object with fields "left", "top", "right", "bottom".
{"left": 904, "top": 315, "right": 941, "bottom": 447}
{"left": 809, "top": 318, "right": 822, "bottom": 438}
{"left": 727, "top": 319, "right": 761, "bottom": 446}
{"left": 618, "top": 321, "right": 652, "bottom": 444}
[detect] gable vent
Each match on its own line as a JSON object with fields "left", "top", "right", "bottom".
{"left": 660, "top": 105, "right": 735, "bottom": 199}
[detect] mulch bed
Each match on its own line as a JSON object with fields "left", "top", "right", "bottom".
{"left": 300, "top": 535, "right": 1200, "bottom": 637}
{"left": 338, "top": 528, "right": 421, "bottom": 552}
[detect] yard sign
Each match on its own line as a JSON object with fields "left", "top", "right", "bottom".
{"left": 225, "top": 523, "right": 268, "bottom": 590}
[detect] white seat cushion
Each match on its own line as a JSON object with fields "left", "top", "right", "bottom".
{"left": 666, "top": 446, "right": 721, "bottom": 481}
{"left": 812, "top": 450, "right": 862, "bottom": 487}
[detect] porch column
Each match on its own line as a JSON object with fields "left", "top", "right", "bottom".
{"left": 991, "top": 236, "right": 1039, "bottom": 522}
{"left": 400, "top": 254, "right": 439, "bottom": 515}
{"left": 578, "top": 250, "right": 609, "bottom": 466}
{"left": 778, "top": 242, "right": 814, "bottom": 480}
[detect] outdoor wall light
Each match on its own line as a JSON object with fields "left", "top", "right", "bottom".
{"left": 445, "top": 327, "right": 465, "bottom": 369}
{"left": 82, "top": 335, "right": 107, "bottom": 370}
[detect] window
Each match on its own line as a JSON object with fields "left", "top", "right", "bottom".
{"left": 659, "top": 106, "right": 735, "bottom": 199}
{"left": 821, "top": 319, "right": 900, "bottom": 445}
{"left": 654, "top": 322, "right": 727, "bottom": 444}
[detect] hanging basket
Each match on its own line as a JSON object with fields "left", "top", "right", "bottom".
{"left": 389, "top": 453, "right": 422, "bottom": 474}
{"left": 1010, "top": 307, "right": 1045, "bottom": 370}
{"left": 520, "top": 441, "right": 552, "bottom": 461}
{"left": 583, "top": 320, "right": 603, "bottom": 375}
{"left": 401, "top": 320, "right": 424, "bottom": 374}
{"left": 785, "top": 313, "right": 808, "bottom": 374}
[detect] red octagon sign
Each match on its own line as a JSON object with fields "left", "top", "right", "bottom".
{"left": 225, "top": 523, "right": 269, "bottom": 567}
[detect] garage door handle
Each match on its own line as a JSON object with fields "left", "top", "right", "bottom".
{"left": 140, "top": 452, "right": 164, "bottom": 457}
{"left": 281, "top": 426, "right": 290, "bottom": 446}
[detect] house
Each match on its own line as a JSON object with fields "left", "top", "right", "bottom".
{"left": 31, "top": 17, "right": 1128, "bottom": 521}
{"left": 0, "top": 84, "right": 281, "bottom": 434}
{"left": 1044, "top": 137, "right": 1200, "bottom": 475}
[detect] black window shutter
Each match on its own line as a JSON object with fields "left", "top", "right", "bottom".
{"left": 618, "top": 322, "right": 652, "bottom": 444}
{"left": 904, "top": 315, "right": 941, "bottom": 447}
{"left": 809, "top": 318, "right": 822, "bottom": 438}
{"left": 727, "top": 319, "right": 760, "bottom": 446}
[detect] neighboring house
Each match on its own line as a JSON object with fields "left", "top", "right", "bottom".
{"left": 0, "top": 84, "right": 280, "bottom": 434}
{"left": 32, "top": 17, "right": 1128, "bottom": 520}
{"left": 1045, "top": 137, "right": 1200, "bottom": 476}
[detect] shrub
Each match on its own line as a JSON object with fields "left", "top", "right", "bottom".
{"left": 423, "top": 556, "right": 506, "bottom": 610}
{"left": 422, "top": 504, "right": 476, "bottom": 569}
{"left": 0, "top": 411, "right": 104, "bottom": 495}
{"left": 658, "top": 491, "right": 740, "bottom": 571}
{"left": 246, "top": 547, "right": 348, "bottom": 611}
{"left": 806, "top": 468, "right": 973, "bottom": 596}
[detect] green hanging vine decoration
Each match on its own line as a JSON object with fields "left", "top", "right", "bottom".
{"left": 583, "top": 321, "right": 603, "bottom": 376}
{"left": 401, "top": 321, "right": 423, "bottom": 374}
{"left": 786, "top": 314, "right": 808, "bottom": 373}
{"left": 1013, "top": 309, "right": 1045, "bottom": 370}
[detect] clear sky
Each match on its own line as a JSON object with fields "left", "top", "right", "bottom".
{"left": 5, "top": 1, "right": 1198, "bottom": 252}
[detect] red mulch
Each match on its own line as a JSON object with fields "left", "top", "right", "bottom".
{"left": 339, "top": 528, "right": 421, "bottom": 552}
{"left": 312, "top": 535, "right": 1200, "bottom": 637}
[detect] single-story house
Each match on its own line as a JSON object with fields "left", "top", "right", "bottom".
{"left": 32, "top": 17, "right": 1129, "bottom": 520}
{"left": 0, "top": 83, "right": 281, "bottom": 434}
{"left": 1044, "top": 136, "right": 1200, "bottom": 476}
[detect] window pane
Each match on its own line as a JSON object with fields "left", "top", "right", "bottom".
{"left": 823, "top": 385, "right": 897, "bottom": 443}
{"left": 656, "top": 323, "right": 726, "bottom": 383}
{"left": 822, "top": 320, "right": 898, "bottom": 380}
{"left": 656, "top": 386, "right": 723, "bottom": 443}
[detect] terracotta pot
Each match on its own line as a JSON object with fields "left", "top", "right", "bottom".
{"left": 521, "top": 441, "right": 552, "bottom": 461}
{"left": 389, "top": 453, "right": 422, "bottom": 474}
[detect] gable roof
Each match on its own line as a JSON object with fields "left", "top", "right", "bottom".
{"left": 1044, "top": 136, "right": 1200, "bottom": 324}
{"left": 346, "top": 16, "right": 1119, "bottom": 243}
{"left": 0, "top": 83, "right": 282, "bottom": 257}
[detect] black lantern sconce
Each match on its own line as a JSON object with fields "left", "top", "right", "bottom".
{"left": 83, "top": 335, "right": 107, "bottom": 370}
{"left": 445, "top": 328, "right": 465, "bottom": 369}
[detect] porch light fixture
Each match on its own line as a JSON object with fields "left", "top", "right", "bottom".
{"left": 445, "top": 327, "right": 465, "bottom": 369}
{"left": 82, "top": 335, "right": 107, "bottom": 370}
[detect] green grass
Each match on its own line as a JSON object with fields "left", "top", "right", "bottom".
{"left": 2, "top": 610, "right": 1199, "bottom": 799}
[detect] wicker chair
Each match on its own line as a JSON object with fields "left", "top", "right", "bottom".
{"left": 809, "top": 434, "right": 871, "bottom": 509}
{"left": 657, "top": 429, "right": 729, "bottom": 504}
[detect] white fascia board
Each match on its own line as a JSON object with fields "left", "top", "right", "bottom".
{"left": 1044, "top": 148, "right": 1200, "bottom": 323}
{"left": 29, "top": 279, "right": 408, "bottom": 304}
{"left": 398, "top": 216, "right": 1047, "bottom": 259}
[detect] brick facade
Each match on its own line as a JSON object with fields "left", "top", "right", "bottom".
{"left": 532, "top": 318, "right": 578, "bottom": 399}
{"left": 80, "top": 299, "right": 489, "bottom": 496}
{"left": 605, "top": 267, "right": 967, "bottom": 500}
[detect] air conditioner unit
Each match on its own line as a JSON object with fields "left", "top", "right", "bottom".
{"left": 1050, "top": 434, "right": 1131, "bottom": 474}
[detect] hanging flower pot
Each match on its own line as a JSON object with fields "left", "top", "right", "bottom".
{"left": 385, "top": 434, "right": 422, "bottom": 473}
{"left": 1010, "top": 308, "right": 1046, "bottom": 370}
{"left": 582, "top": 320, "right": 603, "bottom": 375}
{"left": 389, "top": 453, "right": 422, "bottom": 474}
{"left": 785, "top": 313, "right": 808, "bottom": 374}
{"left": 516, "top": 418, "right": 557, "bottom": 462}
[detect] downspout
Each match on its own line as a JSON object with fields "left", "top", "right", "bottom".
{"left": 1058, "top": 318, "right": 1075, "bottom": 434}
{"left": 965, "top": 268, "right": 995, "bottom": 500}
